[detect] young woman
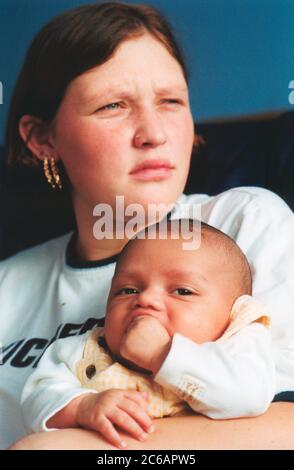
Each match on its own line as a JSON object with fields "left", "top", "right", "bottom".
{"left": 1, "top": 2, "right": 293, "bottom": 450}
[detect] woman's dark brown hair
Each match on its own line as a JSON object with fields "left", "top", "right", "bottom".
{"left": 6, "top": 1, "right": 189, "bottom": 167}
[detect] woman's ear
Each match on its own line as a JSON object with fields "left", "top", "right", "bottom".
{"left": 18, "top": 115, "right": 57, "bottom": 162}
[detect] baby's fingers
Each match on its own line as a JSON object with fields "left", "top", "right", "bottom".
{"left": 113, "top": 407, "right": 152, "bottom": 442}
{"left": 97, "top": 415, "right": 127, "bottom": 450}
{"left": 124, "top": 390, "right": 149, "bottom": 410}
{"left": 121, "top": 397, "right": 154, "bottom": 434}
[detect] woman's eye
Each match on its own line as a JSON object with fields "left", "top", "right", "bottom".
{"left": 117, "top": 287, "right": 139, "bottom": 295}
{"left": 173, "top": 288, "right": 193, "bottom": 296}
{"left": 97, "top": 102, "right": 121, "bottom": 112}
{"left": 162, "top": 99, "right": 182, "bottom": 105}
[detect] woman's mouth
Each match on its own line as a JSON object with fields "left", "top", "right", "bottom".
{"left": 129, "top": 159, "right": 174, "bottom": 181}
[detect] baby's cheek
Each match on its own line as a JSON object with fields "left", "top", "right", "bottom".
{"left": 173, "top": 314, "right": 216, "bottom": 344}
{"left": 104, "top": 327, "right": 121, "bottom": 356}
{"left": 106, "top": 307, "right": 130, "bottom": 353}
{"left": 199, "top": 311, "right": 231, "bottom": 342}
{"left": 214, "top": 312, "right": 231, "bottom": 340}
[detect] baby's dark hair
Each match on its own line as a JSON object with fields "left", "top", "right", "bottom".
{"left": 117, "top": 218, "right": 252, "bottom": 297}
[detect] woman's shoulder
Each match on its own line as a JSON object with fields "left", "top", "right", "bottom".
{"left": 182, "top": 186, "right": 292, "bottom": 218}
{"left": 0, "top": 232, "right": 72, "bottom": 278}
{"left": 180, "top": 187, "right": 293, "bottom": 241}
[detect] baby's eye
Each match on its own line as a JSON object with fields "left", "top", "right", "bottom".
{"left": 116, "top": 287, "right": 139, "bottom": 296}
{"left": 173, "top": 288, "right": 193, "bottom": 296}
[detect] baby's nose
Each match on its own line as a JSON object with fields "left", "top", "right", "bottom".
{"left": 134, "top": 288, "right": 164, "bottom": 311}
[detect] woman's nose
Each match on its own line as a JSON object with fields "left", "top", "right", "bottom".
{"left": 133, "top": 108, "right": 167, "bottom": 148}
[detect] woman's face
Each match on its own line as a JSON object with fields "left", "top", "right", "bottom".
{"left": 51, "top": 33, "right": 194, "bottom": 215}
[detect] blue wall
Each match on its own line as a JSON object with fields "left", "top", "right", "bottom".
{"left": 0, "top": 0, "right": 294, "bottom": 144}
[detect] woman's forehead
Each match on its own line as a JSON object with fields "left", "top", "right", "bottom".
{"left": 67, "top": 34, "right": 188, "bottom": 100}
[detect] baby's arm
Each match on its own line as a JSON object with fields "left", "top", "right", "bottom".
{"left": 21, "top": 334, "right": 153, "bottom": 448}
{"left": 154, "top": 323, "right": 276, "bottom": 419}
{"left": 49, "top": 388, "right": 153, "bottom": 449}
{"left": 21, "top": 333, "right": 92, "bottom": 432}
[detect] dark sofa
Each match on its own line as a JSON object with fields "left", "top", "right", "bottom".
{"left": 0, "top": 111, "right": 293, "bottom": 260}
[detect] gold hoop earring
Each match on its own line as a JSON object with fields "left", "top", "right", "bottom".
{"left": 43, "top": 157, "right": 62, "bottom": 189}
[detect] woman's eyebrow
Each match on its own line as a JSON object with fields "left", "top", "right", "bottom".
{"left": 83, "top": 89, "right": 133, "bottom": 105}
{"left": 154, "top": 85, "right": 188, "bottom": 96}
{"left": 82, "top": 85, "right": 188, "bottom": 105}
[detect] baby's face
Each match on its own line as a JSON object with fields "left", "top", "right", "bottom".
{"left": 104, "top": 236, "right": 234, "bottom": 357}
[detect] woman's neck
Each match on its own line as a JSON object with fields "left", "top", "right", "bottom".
{"left": 73, "top": 197, "right": 129, "bottom": 262}
{"left": 72, "top": 194, "right": 173, "bottom": 262}
{"left": 74, "top": 231, "right": 127, "bottom": 262}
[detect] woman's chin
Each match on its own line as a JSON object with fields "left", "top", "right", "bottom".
{"left": 126, "top": 187, "right": 183, "bottom": 211}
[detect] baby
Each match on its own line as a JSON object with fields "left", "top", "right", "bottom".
{"left": 21, "top": 220, "right": 275, "bottom": 449}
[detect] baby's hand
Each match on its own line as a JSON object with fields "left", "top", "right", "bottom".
{"left": 76, "top": 389, "right": 154, "bottom": 449}
{"left": 120, "top": 316, "right": 171, "bottom": 374}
